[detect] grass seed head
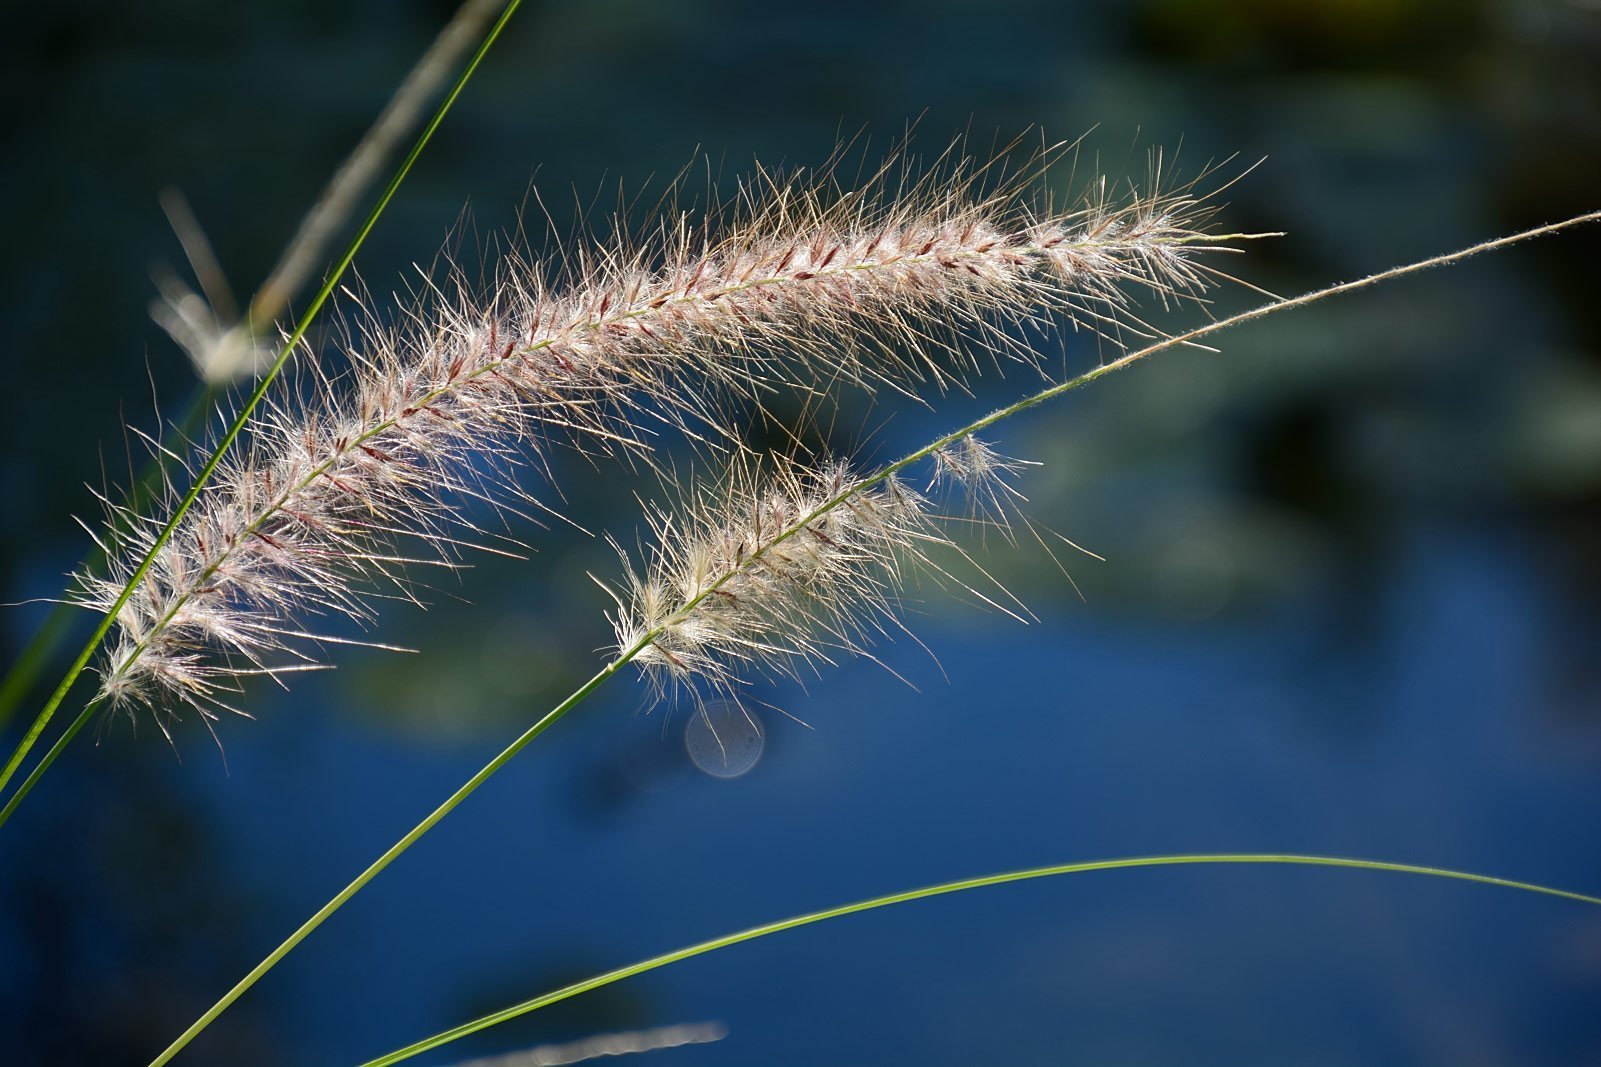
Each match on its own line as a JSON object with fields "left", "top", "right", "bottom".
{"left": 78, "top": 141, "right": 1254, "bottom": 727}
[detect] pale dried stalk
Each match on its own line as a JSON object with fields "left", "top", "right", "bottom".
{"left": 153, "top": 0, "right": 514, "bottom": 385}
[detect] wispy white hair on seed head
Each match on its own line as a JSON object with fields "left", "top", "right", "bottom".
{"left": 601, "top": 434, "right": 1050, "bottom": 709}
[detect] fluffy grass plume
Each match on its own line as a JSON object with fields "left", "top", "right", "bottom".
{"left": 75, "top": 144, "right": 1254, "bottom": 731}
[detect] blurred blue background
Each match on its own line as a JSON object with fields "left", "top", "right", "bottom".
{"left": 3, "top": 1, "right": 1601, "bottom": 1064}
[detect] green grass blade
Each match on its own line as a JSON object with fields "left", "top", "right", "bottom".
{"left": 0, "top": 0, "right": 526, "bottom": 827}
{"left": 360, "top": 853, "right": 1601, "bottom": 1067}
{"left": 136, "top": 208, "right": 1601, "bottom": 1061}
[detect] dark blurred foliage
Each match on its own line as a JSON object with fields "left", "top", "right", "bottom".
{"left": 2, "top": 1, "right": 1600, "bottom": 1065}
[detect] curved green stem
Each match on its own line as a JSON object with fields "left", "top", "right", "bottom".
{"left": 359, "top": 853, "right": 1601, "bottom": 1066}
{"left": 0, "top": 0, "right": 526, "bottom": 829}
{"left": 660, "top": 209, "right": 1601, "bottom": 629}
{"left": 144, "top": 650, "right": 636, "bottom": 1067}
{"left": 148, "top": 207, "right": 1601, "bottom": 1061}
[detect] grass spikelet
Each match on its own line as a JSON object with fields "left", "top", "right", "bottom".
{"left": 76, "top": 142, "right": 1254, "bottom": 730}
{"left": 929, "top": 435, "right": 1039, "bottom": 541}
{"left": 604, "top": 441, "right": 1032, "bottom": 706}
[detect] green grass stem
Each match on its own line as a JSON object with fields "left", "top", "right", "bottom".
{"left": 359, "top": 852, "right": 1601, "bottom": 1065}
{"left": 147, "top": 209, "right": 1601, "bottom": 1060}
